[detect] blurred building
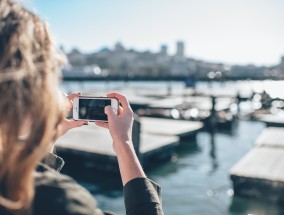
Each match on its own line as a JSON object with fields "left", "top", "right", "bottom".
{"left": 170, "top": 41, "right": 188, "bottom": 76}
{"left": 64, "top": 41, "right": 275, "bottom": 80}
{"left": 67, "top": 48, "right": 86, "bottom": 66}
{"left": 176, "top": 41, "right": 185, "bottom": 58}
{"left": 114, "top": 42, "right": 125, "bottom": 52}
{"left": 280, "top": 56, "right": 284, "bottom": 73}
{"left": 229, "top": 64, "right": 267, "bottom": 79}
{"left": 160, "top": 44, "right": 168, "bottom": 57}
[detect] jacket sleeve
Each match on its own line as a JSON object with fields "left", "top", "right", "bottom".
{"left": 123, "top": 178, "right": 164, "bottom": 215}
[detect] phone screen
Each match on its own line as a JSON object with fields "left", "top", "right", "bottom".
{"left": 79, "top": 98, "right": 111, "bottom": 121}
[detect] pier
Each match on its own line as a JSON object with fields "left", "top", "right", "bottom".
{"left": 230, "top": 127, "right": 284, "bottom": 202}
{"left": 141, "top": 117, "right": 203, "bottom": 140}
{"left": 255, "top": 114, "right": 284, "bottom": 127}
{"left": 55, "top": 118, "right": 203, "bottom": 172}
{"left": 56, "top": 86, "right": 242, "bottom": 174}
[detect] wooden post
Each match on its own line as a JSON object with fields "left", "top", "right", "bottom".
{"left": 210, "top": 96, "right": 217, "bottom": 131}
{"left": 132, "top": 114, "right": 142, "bottom": 163}
{"left": 236, "top": 91, "right": 241, "bottom": 114}
{"left": 167, "top": 81, "right": 172, "bottom": 96}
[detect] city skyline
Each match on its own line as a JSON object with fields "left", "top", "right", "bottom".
{"left": 26, "top": 0, "right": 284, "bottom": 66}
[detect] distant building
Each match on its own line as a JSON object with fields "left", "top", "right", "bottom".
{"left": 160, "top": 44, "right": 168, "bottom": 56}
{"left": 64, "top": 41, "right": 275, "bottom": 79}
{"left": 67, "top": 48, "right": 86, "bottom": 66}
{"left": 229, "top": 64, "right": 266, "bottom": 79}
{"left": 280, "top": 56, "right": 284, "bottom": 73}
{"left": 171, "top": 41, "right": 187, "bottom": 75}
{"left": 171, "top": 58, "right": 188, "bottom": 76}
{"left": 176, "top": 41, "right": 185, "bottom": 58}
{"left": 114, "top": 42, "right": 125, "bottom": 52}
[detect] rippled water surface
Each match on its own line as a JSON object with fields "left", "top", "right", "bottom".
{"left": 62, "top": 120, "right": 284, "bottom": 215}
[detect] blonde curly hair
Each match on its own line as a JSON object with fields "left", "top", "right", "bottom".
{"left": 0, "top": 0, "right": 67, "bottom": 214}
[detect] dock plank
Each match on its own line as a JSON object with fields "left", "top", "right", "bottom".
{"left": 230, "top": 147, "right": 284, "bottom": 202}
{"left": 54, "top": 116, "right": 204, "bottom": 171}
{"left": 55, "top": 124, "right": 179, "bottom": 154}
{"left": 230, "top": 124, "right": 284, "bottom": 204}
{"left": 141, "top": 117, "right": 203, "bottom": 137}
{"left": 147, "top": 96, "right": 233, "bottom": 111}
{"left": 55, "top": 126, "right": 115, "bottom": 156}
{"left": 230, "top": 148, "right": 284, "bottom": 182}
{"left": 256, "top": 114, "right": 284, "bottom": 127}
{"left": 256, "top": 127, "right": 284, "bottom": 148}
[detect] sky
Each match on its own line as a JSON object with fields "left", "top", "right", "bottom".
{"left": 25, "top": 0, "right": 284, "bottom": 66}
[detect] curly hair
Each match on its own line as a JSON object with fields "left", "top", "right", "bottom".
{"left": 0, "top": 0, "right": 67, "bottom": 214}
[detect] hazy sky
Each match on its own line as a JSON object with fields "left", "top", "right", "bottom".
{"left": 26, "top": 0, "right": 284, "bottom": 66}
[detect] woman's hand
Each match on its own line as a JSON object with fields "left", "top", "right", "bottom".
{"left": 57, "top": 93, "right": 88, "bottom": 138}
{"left": 95, "top": 92, "right": 134, "bottom": 151}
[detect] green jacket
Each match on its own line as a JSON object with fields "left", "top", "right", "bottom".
{"left": 33, "top": 153, "right": 164, "bottom": 215}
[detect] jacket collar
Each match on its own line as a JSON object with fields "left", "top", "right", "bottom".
{"left": 37, "top": 153, "right": 65, "bottom": 172}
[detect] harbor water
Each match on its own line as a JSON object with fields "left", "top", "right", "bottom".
{"left": 61, "top": 80, "right": 284, "bottom": 215}
{"left": 61, "top": 80, "right": 284, "bottom": 99}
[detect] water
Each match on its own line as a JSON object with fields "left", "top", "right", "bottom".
{"left": 61, "top": 80, "right": 284, "bottom": 99}
{"left": 61, "top": 80, "right": 284, "bottom": 215}
{"left": 63, "top": 120, "right": 284, "bottom": 215}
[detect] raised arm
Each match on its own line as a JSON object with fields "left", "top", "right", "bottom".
{"left": 95, "top": 92, "right": 145, "bottom": 185}
{"left": 96, "top": 92, "right": 164, "bottom": 215}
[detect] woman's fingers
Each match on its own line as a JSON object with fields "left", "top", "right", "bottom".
{"left": 118, "top": 106, "right": 123, "bottom": 116}
{"left": 95, "top": 121, "right": 109, "bottom": 129}
{"left": 59, "top": 119, "right": 88, "bottom": 136}
{"left": 107, "top": 92, "right": 132, "bottom": 111}
{"left": 105, "top": 105, "right": 117, "bottom": 121}
{"left": 67, "top": 92, "right": 81, "bottom": 101}
{"left": 66, "top": 119, "right": 88, "bottom": 129}
{"left": 105, "top": 105, "right": 116, "bottom": 115}
{"left": 65, "top": 92, "right": 81, "bottom": 112}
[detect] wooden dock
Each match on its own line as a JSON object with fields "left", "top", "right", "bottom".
{"left": 140, "top": 117, "right": 203, "bottom": 140}
{"left": 255, "top": 114, "right": 284, "bottom": 127}
{"left": 256, "top": 127, "right": 284, "bottom": 148}
{"left": 55, "top": 118, "right": 203, "bottom": 172}
{"left": 230, "top": 127, "right": 284, "bottom": 202}
{"left": 147, "top": 96, "right": 233, "bottom": 112}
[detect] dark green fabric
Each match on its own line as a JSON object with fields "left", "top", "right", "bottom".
{"left": 33, "top": 153, "right": 163, "bottom": 215}
{"left": 34, "top": 165, "right": 104, "bottom": 215}
{"left": 41, "top": 153, "right": 65, "bottom": 172}
{"left": 123, "top": 178, "right": 164, "bottom": 215}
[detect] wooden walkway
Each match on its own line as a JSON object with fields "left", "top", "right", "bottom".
{"left": 255, "top": 114, "right": 284, "bottom": 127}
{"left": 147, "top": 96, "right": 233, "bottom": 111}
{"left": 230, "top": 127, "right": 284, "bottom": 202}
{"left": 55, "top": 118, "right": 203, "bottom": 172}
{"left": 256, "top": 127, "right": 284, "bottom": 148}
{"left": 141, "top": 117, "right": 203, "bottom": 140}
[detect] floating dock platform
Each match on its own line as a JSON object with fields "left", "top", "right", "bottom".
{"left": 55, "top": 117, "right": 203, "bottom": 172}
{"left": 230, "top": 127, "right": 284, "bottom": 202}
{"left": 255, "top": 114, "right": 284, "bottom": 127}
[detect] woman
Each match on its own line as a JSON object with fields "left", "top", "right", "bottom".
{"left": 0, "top": 0, "right": 164, "bottom": 214}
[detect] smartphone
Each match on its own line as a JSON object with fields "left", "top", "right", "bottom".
{"left": 73, "top": 96, "right": 119, "bottom": 122}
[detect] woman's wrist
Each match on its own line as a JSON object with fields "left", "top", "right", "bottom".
{"left": 113, "top": 139, "right": 146, "bottom": 185}
{"left": 114, "top": 140, "right": 134, "bottom": 154}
